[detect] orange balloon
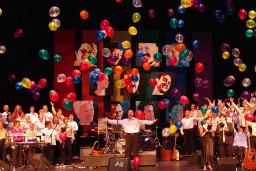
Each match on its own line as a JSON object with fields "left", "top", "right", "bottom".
{"left": 131, "top": 68, "right": 139, "bottom": 75}
{"left": 142, "top": 63, "right": 151, "bottom": 71}
{"left": 123, "top": 49, "right": 133, "bottom": 58}
{"left": 114, "top": 65, "right": 123, "bottom": 74}
{"left": 80, "top": 10, "right": 89, "bottom": 20}
{"left": 175, "top": 43, "right": 186, "bottom": 52}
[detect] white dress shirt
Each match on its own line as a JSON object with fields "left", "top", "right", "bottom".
{"left": 1, "top": 112, "right": 10, "bottom": 124}
{"left": 108, "top": 117, "right": 154, "bottom": 134}
{"left": 28, "top": 112, "right": 39, "bottom": 124}
{"left": 67, "top": 121, "right": 78, "bottom": 132}
{"left": 45, "top": 112, "right": 53, "bottom": 121}
{"left": 42, "top": 128, "right": 58, "bottom": 145}
{"left": 35, "top": 120, "right": 45, "bottom": 134}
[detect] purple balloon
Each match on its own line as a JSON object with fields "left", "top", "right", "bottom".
{"left": 167, "top": 8, "right": 175, "bottom": 17}
{"left": 193, "top": 93, "right": 200, "bottom": 101}
{"left": 196, "top": 4, "right": 205, "bottom": 13}
{"left": 194, "top": 77, "right": 203, "bottom": 88}
{"left": 223, "top": 75, "right": 235, "bottom": 87}
{"left": 221, "top": 43, "right": 231, "bottom": 52}
{"left": 253, "top": 28, "right": 256, "bottom": 37}
{"left": 241, "top": 91, "right": 250, "bottom": 100}
{"left": 148, "top": 9, "right": 156, "bottom": 18}
{"left": 32, "top": 92, "right": 40, "bottom": 100}
{"left": 31, "top": 84, "right": 39, "bottom": 93}
{"left": 170, "top": 88, "right": 180, "bottom": 98}
{"left": 8, "top": 74, "right": 16, "bottom": 83}
{"left": 201, "top": 80, "right": 210, "bottom": 88}
{"left": 122, "top": 58, "right": 131, "bottom": 65}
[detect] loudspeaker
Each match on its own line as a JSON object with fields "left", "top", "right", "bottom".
{"left": 217, "top": 157, "right": 236, "bottom": 171}
{"left": 28, "top": 153, "right": 53, "bottom": 170}
{"left": 108, "top": 157, "right": 130, "bottom": 171}
{"left": 0, "top": 160, "right": 9, "bottom": 171}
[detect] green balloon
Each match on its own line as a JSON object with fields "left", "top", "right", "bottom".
{"left": 200, "top": 106, "right": 207, "bottom": 114}
{"left": 104, "top": 67, "right": 113, "bottom": 75}
{"left": 153, "top": 52, "right": 162, "bottom": 61}
{"left": 39, "top": 49, "right": 49, "bottom": 60}
{"left": 63, "top": 100, "right": 73, "bottom": 110}
{"left": 169, "top": 18, "right": 178, "bottom": 29}
{"left": 54, "top": 54, "right": 62, "bottom": 62}
{"left": 227, "top": 89, "right": 235, "bottom": 97}
{"left": 179, "top": 48, "right": 189, "bottom": 59}
{"left": 245, "top": 29, "right": 253, "bottom": 38}
{"left": 88, "top": 55, "right": 97, "bottom": 64}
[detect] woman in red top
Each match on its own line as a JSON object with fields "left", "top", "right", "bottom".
{"left": 12, "top": 105, "right": 23, "bottom": 120}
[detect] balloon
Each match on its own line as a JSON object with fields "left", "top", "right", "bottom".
{"left": 244, "top": 114, "right": 255, "bottom": 122}
{"left": 63, "top": 100, "right": 73, "bottom": 110}
{"left": 181, "top": 0, "right": 193, "bottom": 8}
{"left": 114, "top": 66, "right": 123, "bottom": 75}
{"left": 80, "top": 10, "right": 89, "bottom": 20}
{"left": 88, "top": 55, "right": 97, "bottom": 64}
{"left": 246, "top": 19, "right": 256, "bottom": 29}
{"left": 195, "top": 62, "right": 204, "bottom": 73}
{"left": 49, "top": 91, "right": 59, "bottom": 102}
{"left": 38, "top": 78, "right": 47, "bottom": 89}
{"left": 8, "top": 74, "right": 16, "bottom": 83}
{"left": 220, "top": 43, "right": 230, "bottom": 52}
{"left": 241, "top": 91, "right": 250, "bottom": 100}
{"left": 238, "top": 9, "right": 247, "bottom": 20}
{"left": 39, "top": 49, "right": 49, "bottom": 60}
{"left": 52, "top": 18, "right": 61, "bottom": 28}
{"left": 21, "top": 78, "right": 32, "bottom": 89}
{"left": 180, "top": 95, "right": 189, "bottom": 105}
{"left": 135, "top": 110, "right": 144, "bottom": 120}
{"left": 0, "top": 45, "right": 6, "bottom": 54}
{"left": 53, "top": 54, "right": 62, "bottom": 62}
{"left": 162, "top": 45, "right": 170, "bottom": 56}
{"left": 192, "top": 93, "right": 200, "bottom": 101}
{"left": 194, "top": 77, "right": 203, "bottom": 87}
{"left": 175, "top": 121, "right": 182, "bottom": 129}
{"left": 200, "top": 120, "right": 206, "bottom": 126}
{"left": 123, "top": 49, "right": 133, "bottom": 58}
{"left": 223, "top": 75, "right": 235, "bottom": 87}
{"left": 0, "top": 8, "right": 2, "bottom": 16}
{"left": 148, "top": 78, "right": 157, "bottom": 86}
{"left": 177, "top": 19, "right": 185, "bottom": 28}
{"left": 56, "top": 73, "right": 66, "bottom": 83}
{"left": 32, "top": 92, "right": 40, "bottom": 100}
{"left": 185, "top": 50, "right": 193, "bottom": 61}
{"left": 48, "top": 21, "right": 58, "bottom": 31}
{"left": 238, "top": 63, "right": 246, "bottom": 72}
{"left": 142, "top": 63, "right": 151, "bottom": 71}
{"left": 200, "top": 106, "right": 207, "bottom": 114}
{"left": 242, "top": 78, "right": 251, "bottom": 87}
{"left": 169, "top": 18, "right": 178, "bottom": 29}
{"left": 104, "top": 67, "right": 113, "bottom": 75}
{"left": 72, "top": 69, "right": 81, "bottom": 77}
{"left": 105, "top": 26, "right": 114, "bottom": 38}
{"left": 231, "top": 48, "right": 240, "bottom": 57}
{"left": 170, "top": 88, "right": 180, "bottom": 98}
{"left": 59, "top": 132, "right": 67, "bottom": 142}
{"left": 175, "top": 43, "right": 186, "bottom": 52}
{"left": 233, "top": 58, "right": 242, "bottom": 66}
{"left": 158, "top": 101, "right": 167, "bottom": 110}
{"left": 167, "top": 8, "right": 175, "bottom": 17}
{"left": 132, "top": 0, "right": 142, "bottom": 8}
{"left": 192, "top": 40, "right": 200, "bottom": 48}
{"left": 177, "top": 5, "right": 186, "bottom": 14}
{"left": 132, "top": 12, "right": 141, "bottom": 23}
{"left": 14, "top": 29, "right": 24, "bottom": 39}
{"left": 148, "top": 9, "right": 156, "bottom": 19}
{"left": 49, "top": 6, "right": 60, "bottom": 17}
{"left": 201, "top": 80, "right": 210, "bottom": 89}
{"left": 66, "top": 92, "right": 76, "bottom": 102}
{"left": 169, "top": 125, "right": 177, "bottom": 134}
{"left": 245, "top": 29, "right": 254, "bottom": 38}
{"left": 211, "top": 106, "right": 219, "bottom": 113}
{"left": 115, "top": 0, "right": 122, "bottom": 3}
{"left": 153, "top": 52, "right": 162, "bottom": 61}
{"left": 96, "top": 30, "right": 106, "bottom": 41}
{"left": 100, "top": 19, "right": 110, "bottom": 30}
{"left": 122, "top": 41, "right": 131, "bottom": 49}
{"left": 102, "top": 48, "right": 111, "bottom": 58}
{"left": 222, "top": 51, "right": 230, "bottom": 59}
{"left": 179, "top": 48, "right": 189, "bottom": 59}
{"left": 73, "top": 76, "right": 81, "bottom": 84}
{"left": 227, "top": 89, "right": 235, "bottom": 97}
{"left": 162, "top": 128, "right": 170, "bottom": 137}
{"left": 65, "top": 76, "right": 73, "bottom": 86}
{"left": 131, "top": 75, "right": 139, "bottom": 82}
{"left": 168, "top": 55, "right": 178, "bottom": 66}
{"left": 175, "top": 34, "right": 184, "bottom": 43}
{"left": 131, "top": 68, "right": 139, "bottom": 75}
{"left": 115, "top": 80, "right": 126, "bottom": 88}
{"left": 128, "top": 26, "right": 137, "bottom": 35}
{"left": 196, "top": 3, "right": 205, "bottom": 13}
{"left": 248, "top": 10, "right": 256, "bottom": 19}
{"left": 15, "top": 82, "right": 23, "bottom": 90}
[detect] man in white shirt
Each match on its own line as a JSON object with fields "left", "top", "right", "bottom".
{"left": 107, "top": 109, "right": 157, "bottom": 159}
{"left": 28, "top": 106, "right": 39, "bottom": 124}
{"left": 1, "top": 104, "right": 11, "bottom": 126}
{"left": 42, "top": 105, "right": 53, "bottom": 122}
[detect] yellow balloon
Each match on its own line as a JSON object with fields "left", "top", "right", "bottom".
{"left": 246, "top": 19, "right": 256, "bottom": 29}
{"left": 238, "top": 63, "right": 246, "bottom": 72}
{"left": 128, "top": 26, "right": 137, "bottom": 35}
{"left": 181, "top": 0, "right": 193, "bottom": 8}
{"left": 21, "top": 78, "right": 32, "bottom": 89}
{"left": 115, "top": 80, "right": 126, "bottom": 88}
{"left": 169, "top": 125, "right": 177, "bottom": 134}
{"left": 222, "top": 51, "right": 230, "bottom": 60}
{"left": 0, "top": 8, "right": 2, "bottom": 16}
{"left": 122, "top": 40, "right": 131, "bottom": 49}
{"left": 132, "top": 12, "right": 141, "bottom": 23}
{"left": 48, "top": 21, "right": 58, "bottom": 31}
{"left": 248, "top": 10, "right": 256, "bottom": 19}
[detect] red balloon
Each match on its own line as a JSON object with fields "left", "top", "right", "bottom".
{"left": 158, "top": 101, "right": 167, "bottom": 109}
{"left": 14, "top": 28, "right": 24, "bottom": 38}
{"left": 38, "top": 78, "right": 47, "bottom": 89}
{"left": 66, "top": 92, "right": 76, "bottom": 102}
{"left": 105, "top": 26, "right": 114, "bottom": 38}
{"left": 65, "top": 76, "right": 73, "bottom": 86}
{"left": 238, "top": 9, "right": 247, "bottom": 20}
{"left": 148, "top": 78, "right": 157, "bottom": 86}
{"left": 244, "top": 114, "right": 255, "bottom": 122}
{"left": 180, "top": 95, "right": 189, "bottom": 105}
{"left": 49, "top": 91, "right": 60, "bottom": 102}
{"left": 169, "top": 56, "right": 178, "bottom": 66}
{"left": 59, "top": 132, "right": 67, "bottom": 142}
{"left": 100, "top": 19, "right": 110, "bottom": 30}
{"left": 135, "top": 110, "right": 144, "bottom": 120}
{"left": 133, "top": 156, "right": 141, "bottom": 165}
{"left": 72, "top": 69, "right": 81, "bottom": 77}
{"left": 98, "top": 72, "right": 105, "bottom": 82}
{"left": 195, "top": 62, "right": 204, "bottom": 73}
{"left": 124, "top": 79, "right": 132, "bottom": 85}
{"left": 80, "top": 61, "right": 89, "bottom": 72}
{"left": 141, "top": 57, "right": 148, "bottom": 63}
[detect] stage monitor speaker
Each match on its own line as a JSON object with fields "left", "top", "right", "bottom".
{"left": 217, "top": 157, "right": 236, "bottom": 171}
{"left": 108, "top": 157, "right": 130, "bottom": 171}
{"left": 0, "top": 160, "right": 9, "bottom": 171}
{"left": 28, "top": 153, "right": 53, "bottom": 170}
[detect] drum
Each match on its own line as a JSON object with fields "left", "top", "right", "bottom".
{"left": 161, "top": 149, "right": 172, "bottom": 161}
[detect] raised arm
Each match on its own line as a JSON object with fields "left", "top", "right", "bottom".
{"left": 50, "top": 102, "right": 57, "bottom": 115}
{"left": 138, "top": 118, "right": 157, "bottom": 125}
{"left": 230, "top": 98, "right": 242, "bottom": 115}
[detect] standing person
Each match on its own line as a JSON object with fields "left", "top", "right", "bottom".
{"left": 12, "top": 105, "right": 23, "bottom": 121}
{"left": 106, "top": 109, "right": 157, "bottom": 159}
{"left": 2, "top": 105, "right": 11, "bottom": 126}
{"left": 66, "top": 114, "right": 78, "bottom": 162}
{"left": 199, "top": 117, "right": 215, "bottom": 170}
{"left": 233, "top": 126, "right": 247, "bottom": 167}
{"left": 42, "top": 105, "right": 53, "bottom": 122}
{"left": 35, "top": 111, "right": 45, "bottom": 135}
{"left": 27, "top": 106, "right": 38, "bottom": 124}
{"left": 0, "top": 121, "right": 7, "bottom": 161}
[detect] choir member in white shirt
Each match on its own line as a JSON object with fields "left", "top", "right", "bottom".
{"left": 42, "top": 105, "right": 53, "bottom": 122}
{"left": 1, "top": 104, "right": 11, "bottom": 126}
{"left": 35, "top": 111, "right": 45, "bottom": 135}
{"left": 66, "top": 114, "right": 78, "bottom": 162}
{"left": 27, "top": 106, "right": 39, "bottom": 124}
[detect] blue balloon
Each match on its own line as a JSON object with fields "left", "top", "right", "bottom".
{"left": 137, "top": 51, "right": 145, "bottom": 58}
{"left": 118, "top": 43, "right": 126, "bottom": 51}
{"left": 96, "top": 30, "right": 106, "bottom": 41}
{"left": 131, "top": 75, "right": 139, "bottom": 82}
{"left": 177, "top": 19, "right": 185, "bottom": 28}
{"left": 200, "top": 120, "right": 206, "bottom": 126}
{"left": 15, "top": 82, "right": 23, "bottom": 90}
{"left": 93, "top": 68, "right": 101, "bottom": 75}
{"left": 192, "top": 40, "right": 200, "bottom": 48}
{"left": 214, "top": 9, "right": 222, "bottom": 19}
{"left": 73, "top": 76, "right": 81, "bottom": 84}
{"left": 175, "top": 121, "right": 182, "bottom": 129}
{"left": 177, "top": 5, "right": 186, "bottom": 14}
{"left": 211, "top": 106, "right": 219, "bottom": 113}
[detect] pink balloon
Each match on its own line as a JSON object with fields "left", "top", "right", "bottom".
{"left": 38, "top": 78, "right": 47, "bottom": 89}
{"left": 100, "top": 19, "right": 110, "bottom": 30}
{"left": 66, "top": 92, "right": 76, "bottom": 102}
{"left": 65, "top": 76, "right": 73, "bottom": 86}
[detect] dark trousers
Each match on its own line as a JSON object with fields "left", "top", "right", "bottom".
{"left": 0, "top": 139, "right": 6, "bottom": 161}
{"left": 219, "top": 143, "right": 233, "bottom": 157}
{"left": 233, "top": 146, "right": 246, "bottom": 163}
{"left": 125, "top": 133, "right": 139, "bottom": 158}
{"left": 43, "top": 144, "right": 55, "bottom": 164}
{"left": 11, "top": 146, "right": 24, "bottom": 167}
{"left": 183, "top": 128, "right": 194, "bottom": 155}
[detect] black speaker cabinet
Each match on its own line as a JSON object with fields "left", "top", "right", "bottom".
{"left": 108, "top": 157, "right": 130, "bottom": 171}
{"left": 216, "top": 157, "right": 236, "bottom": 171}
{"left": 28, "top": 153, "right": 53, "bottom": 170}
